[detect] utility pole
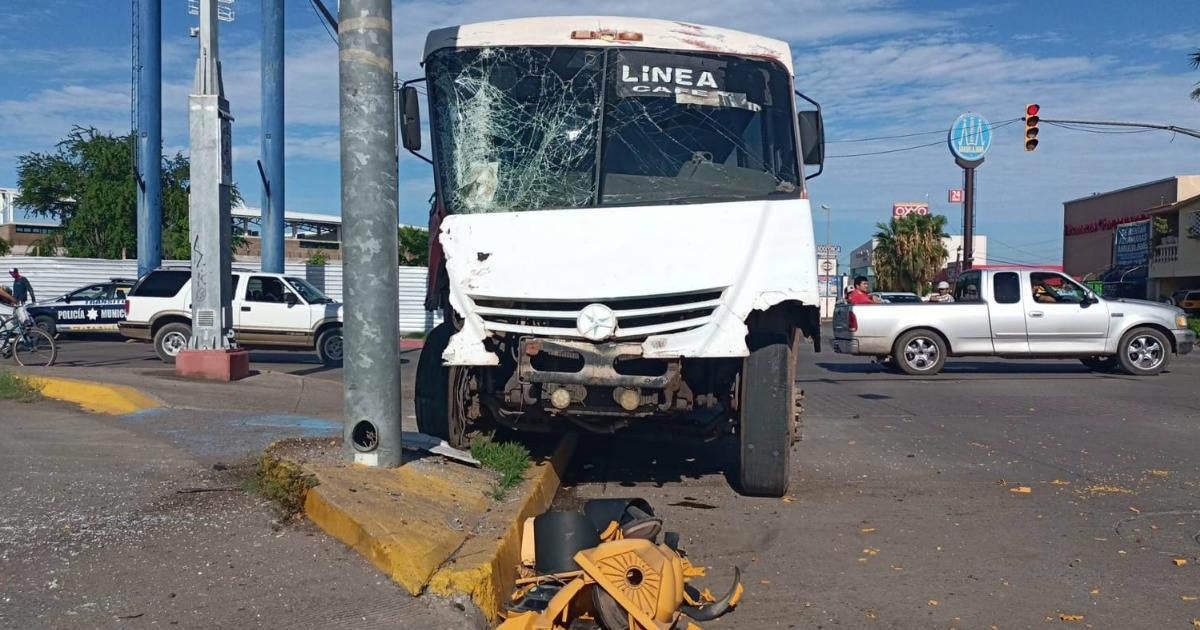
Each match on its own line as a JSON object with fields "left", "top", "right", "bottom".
{"left": 134, "top": 0, "right": 162, "bottom": 277}
{"left": 260, "top": 0, "right": 285, "bottom": 273}
{"left": 339, "top": 0, "right": 402, "bottom": 467}
{"left": 961, "top": 166, "right": 976, "bottom": 270}
{"left": 178, "top": 0, "right": 246, "bottom": 380}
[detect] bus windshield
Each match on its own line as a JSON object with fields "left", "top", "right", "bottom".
{"left": 426, "top": 46, "right": 801, "bottom": 214}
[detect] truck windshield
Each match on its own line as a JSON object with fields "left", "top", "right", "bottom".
{"left": 285, "top": 277, "right": 334, "bottom": 304}
{"left": 426, "top": 46, "right": 801, "bottom": 214}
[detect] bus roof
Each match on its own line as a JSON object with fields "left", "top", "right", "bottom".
{"left": 423, "top": 16, "right": 794, "bottom": 74}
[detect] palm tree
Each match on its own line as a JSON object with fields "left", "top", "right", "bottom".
{"left": 872, "top": 221, "right": 901, "bottom": 291}
{"left": 872, "top": 214, "right": 950, "bottom": 293}
{"left": 1192, "top": 49, "right": 1200, "bottom": 101}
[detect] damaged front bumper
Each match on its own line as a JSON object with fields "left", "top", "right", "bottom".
{"left": 510, "top": 338, "right": 698, "bottom": 417}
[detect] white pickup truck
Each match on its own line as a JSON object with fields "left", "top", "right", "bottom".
{"left": 833, "top": 267, "right": 1195, "bottom": 376}
{"left": 119, "top": 267, "right": 344, "bottom": 366}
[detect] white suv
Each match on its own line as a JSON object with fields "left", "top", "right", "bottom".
{"left": 119, "top": 268, "right": 344, "bottom": 367}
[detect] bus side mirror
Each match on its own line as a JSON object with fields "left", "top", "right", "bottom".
{"left": 798, "top": 110, "right": 825, "bottom": 170}
{"left": 401, "top": 86, "right": 422, "bottom": 152}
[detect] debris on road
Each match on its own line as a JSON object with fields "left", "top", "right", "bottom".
{"left": 402, "top": 431, "right": 480, "bottom": 466}
{"left": 1174, "top": 559, "right": 1188, "bottom": 567}
{"left": 1086, "top": 484, "right": 1133, "bottom": 495}
{"left": 1058, "top": 612, "right": 1084, "bottom": 622}
{"left": 500, "top": 498, "right": 743, "bottom": 629}
{"left": 1010, "top": 486, "right": 1032, "bottom": 494}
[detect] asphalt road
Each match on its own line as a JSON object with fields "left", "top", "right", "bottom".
{"left": 17, "top": 333, "right": 1200, "bottom": 628}
{"left": 0, "top": 403, "right": 482, "bottom": 629}
{"left": 50, "top": 335, "right": 345, "bottom": 381}
{"left": 559, "top": 345, "right": 1200, "bottom": 629}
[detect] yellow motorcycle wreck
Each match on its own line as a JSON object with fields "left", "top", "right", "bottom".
{"left": 499, "top": 499, "right": 744, "bottom": 630}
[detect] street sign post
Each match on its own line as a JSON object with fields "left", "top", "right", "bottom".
{"left": 948, "top": 113, "right": 991, "bottom": 270}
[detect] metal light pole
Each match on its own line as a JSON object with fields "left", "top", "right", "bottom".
{"left": 820, "top": 204, "right": 832, "bottom": 257}
{"left": 339, "top": 0, "right": 402, "bottom": 467}
{"left": 135, "top": 0, "right": 162, "bottom": 277}
{"left": 184, "top": 0, "right": 237, "bottom": 358}
{"left": 259, "top": 0, "right": 285, "bottom": 273}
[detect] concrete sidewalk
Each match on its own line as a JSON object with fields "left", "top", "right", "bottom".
{"left": 0, "top": 401, "right": 481, "bottom": 629}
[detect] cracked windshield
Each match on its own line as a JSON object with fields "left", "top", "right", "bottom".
{"left": 427, "top": 47, "right": 800, "bottom": 213}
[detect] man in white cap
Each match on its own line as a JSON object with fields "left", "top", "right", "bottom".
{"left": 928, "top": 280, "right": 954, "bottom": 303}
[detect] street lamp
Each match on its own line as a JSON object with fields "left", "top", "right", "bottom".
{"left": 819, "top": 204, "right": 832, "bottom": 263}
{"left": 1119, "top": 265, "right": 1144, "bottom": 283}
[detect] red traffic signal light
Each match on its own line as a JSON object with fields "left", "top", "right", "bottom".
{"left": 1024, "top": 103, "right": 1040, "bottom": 151}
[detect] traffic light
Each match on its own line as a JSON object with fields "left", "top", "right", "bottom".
{"left": 1024, "top": 103, "right": 1040, "bottom": 151}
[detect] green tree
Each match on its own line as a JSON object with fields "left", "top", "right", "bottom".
{"left": 0, "top": 237, "right": 10, "bottom": 257}
{"left": 16, "top": 126, "right": 239, "bottom": 260}
{"left": 1191, "top": 49, "right": 1200, "bottom": 100}
{"left": 871, "top": 214, "right": 950, "bottom": 293}
{"left": 399, "top": 225, "right": 430, "bottom": 267}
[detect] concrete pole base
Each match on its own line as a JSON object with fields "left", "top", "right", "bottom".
{"left": 175, "top": 349, "right": 250, "bottom": 382}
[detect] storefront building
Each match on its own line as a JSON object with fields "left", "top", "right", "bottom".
{"left": 1062, "top": 175, "right": 1200, "bottom": 299}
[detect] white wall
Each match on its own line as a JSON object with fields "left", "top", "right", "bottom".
{"left": 0, "top": 256, "right": 442, "bottom": 332}
{"left": 942, "top": 235, "right": 987, "bottom": 266}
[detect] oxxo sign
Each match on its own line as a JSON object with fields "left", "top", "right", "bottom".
{"left": 892, "top": 202, "right": 930, "bottom": 218}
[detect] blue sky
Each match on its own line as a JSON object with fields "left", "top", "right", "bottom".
{"left": 1, "top": 1, "right": 1197, "bottom": 267}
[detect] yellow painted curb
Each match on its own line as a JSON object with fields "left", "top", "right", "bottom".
{"left": 34, "top": 376, "right": 162, "bottom": 415}
{"left": 427, "top": 434, "right": 578, "bottom": 621}
{"left": 301, "top": 460, "right": 492, "bottom": 595}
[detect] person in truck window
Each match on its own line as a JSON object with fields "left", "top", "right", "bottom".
{"left": 927, "top": 281, "right": 954, "bottom": 303}
{"left": 848, "top": 276, "right": 881, "bottom": 305}
{"left": 1033, "top": 276, "right": 1059, "bottom": 303}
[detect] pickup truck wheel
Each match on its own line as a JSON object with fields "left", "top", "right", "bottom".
{"left": 154, "top": 322, "right": 191, "bottom": 364}
{"left": 737, "top": 333, "right": 795, "bottom": 497}
{"left": 415, "top": 322, "right": 467, "bottom": 447}
{"left": 1080, "top": 356, "right": 1119, "bottom": 372}
{"left": 894, "top": 329, "right": 947, "bottom": 375}
{"left": 316, "top": 328, "right": 343, "bottom": 367}
{"left": 1117, "top": 327, "right": 1170, "bottom": 376}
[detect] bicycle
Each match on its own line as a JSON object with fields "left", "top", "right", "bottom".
{"left": 0, "top": 305, "right": 57, "bottom": 367}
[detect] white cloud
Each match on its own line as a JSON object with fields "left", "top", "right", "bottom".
{"left": 0, "top": 84, "right": 130, "bottom": 150}
{"left": 2, "top": 1, "right": 1198, "bottom": 264}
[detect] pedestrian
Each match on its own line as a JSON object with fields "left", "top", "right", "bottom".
{"left": 927, "top": 281, "right": 954, "bottom": 303}
{"left": 847, "top": 276, "right": 880, "bottom": 305}
{"left": 8, "top": 269, "right": 35, "bottom": 305}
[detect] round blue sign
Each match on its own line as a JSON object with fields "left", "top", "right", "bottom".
{"left": 948, "top": 113, "right": 992, "bottom": 162}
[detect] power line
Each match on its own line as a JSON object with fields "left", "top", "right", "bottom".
{"left": 309, "top": 0, "right": 338, "bottom": 46}
{"left": 826, "top": 119, "right": 1020, "bottom": 159}
{"left": 1038, "top": 118, "right": 1200, "bottom": 140}
{"left": 827, "top": 118, "right": 1021, "bottom": 144}
{"left": 1044, "top": 121, "right": 1155, "bottom": 135}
